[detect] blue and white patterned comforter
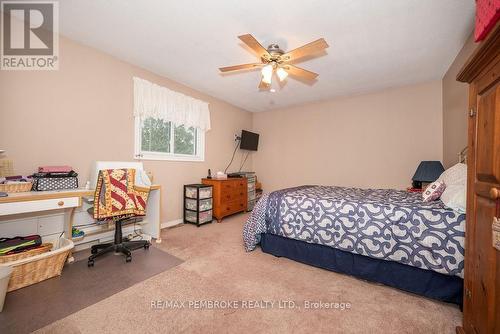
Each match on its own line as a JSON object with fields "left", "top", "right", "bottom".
{"left": 243, "top": 186, "right": 466, "bottom": 277}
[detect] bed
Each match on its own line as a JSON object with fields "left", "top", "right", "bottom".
{"left": 243, "top": 185, "right": 466, "bottom": 305}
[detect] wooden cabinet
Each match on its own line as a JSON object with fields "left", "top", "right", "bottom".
{"left": 456, "top": 24, "right": 500, "bottom": 334}
{"left": 202, "top": 178, "right": 248, "bottom": 222}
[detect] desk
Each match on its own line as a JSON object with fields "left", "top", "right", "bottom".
{"left": 0, "top": 185, "right": 162, "bottom": 262}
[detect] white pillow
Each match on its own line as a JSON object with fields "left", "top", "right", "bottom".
{"left": 440, "top": 184, "right": 466, "bottom": 213}
{"left": 437, "top": 163, "right": 467, "bottom": 186}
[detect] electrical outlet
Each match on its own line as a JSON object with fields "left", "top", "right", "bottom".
{"left": 234, "top": 134, "right": 241, "bottom": 142}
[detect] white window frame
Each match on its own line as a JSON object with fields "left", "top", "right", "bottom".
{"left": 134, "top": 116, "right": 205, "bottom": 162}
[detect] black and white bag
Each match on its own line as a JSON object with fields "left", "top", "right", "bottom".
{"left": 32, "top": 171, "right": 78, "bottom": 191}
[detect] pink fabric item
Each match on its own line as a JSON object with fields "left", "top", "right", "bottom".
{"left": 422, "top": 181, "right": 446, "bottom": 202}
{"left": 38, "top": 165, "right": 73, "bottom": 173}
{"left": 475, "top": 0, "right": 500, "bottom": 42}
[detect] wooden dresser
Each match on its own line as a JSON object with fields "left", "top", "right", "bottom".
{"left": 456, "top": 24, "right": 500, "bottom": 334}
{"left": 202, "top": 178, "right": 248, "bottom": 222}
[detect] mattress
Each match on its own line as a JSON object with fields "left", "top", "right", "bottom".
{"left": 243, "top": 185, "right": 466, "bottom": 277}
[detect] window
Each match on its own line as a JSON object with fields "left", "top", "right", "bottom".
{"left": 133, "top": 77, "right": 210, "bottom": 161}
{"left": 134, "top": 117, "right": 204, "bottom": 161}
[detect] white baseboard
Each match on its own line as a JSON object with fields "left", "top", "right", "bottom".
{"left": 161, "top": 219, "right": 183, "bottom": 229}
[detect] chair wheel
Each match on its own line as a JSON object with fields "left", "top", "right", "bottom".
{"left": 87, "top": 260, "right": 94, "bottom": 267}
{"left": 125, "top": 256, "right": 132, "bottom": 263}
{"left": 144, "top": 243, "right": 150, "bottom": 250}
{"left": 91, "top": 248, "right": 97, "bottom": 254}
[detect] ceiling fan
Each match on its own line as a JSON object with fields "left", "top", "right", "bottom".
{"left": 219, "top": 34, "right": 329, "bottom": 89}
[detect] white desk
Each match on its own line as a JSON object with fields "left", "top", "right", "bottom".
{"left": 0, "top": 185, "right": 162, "bottom": 262}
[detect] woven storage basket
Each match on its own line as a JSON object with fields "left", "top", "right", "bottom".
{"left": 0, "top": 159, "right": 14, "bottom": 177}
{"left": 0, "top": 238, "right": 73, "bottom": 291}
{"left": 0, "top": 182, "right": 33, "bottom": 193}
{"left": 0, "top": 243, "right": 53, "bottom": 263}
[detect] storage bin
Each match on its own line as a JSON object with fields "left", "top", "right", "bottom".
{"left": 184, "top": 184, "right": 213, "bottom": 226}
{"left": 248, "top": 191, "right": 256, "bottom": 200}
{"left": 185, "top": 198, "right": 212, "bottom": 211}
{"left": 184, "top": 209, "right": 213, "bottom": 224}
{"left": 184, "top": 210, "right": 197, "bottom": 223}
{"left": 0, "top": 237, "right": 73, "bottom": 291}
{"left": 185, "top": 185, "right": 212, "bottom": 199}
{"left": 198, "top": 210, "right": 213, "bottom": 223}
{"left": 184, "top": 210, "right": 212, "bottom": 224}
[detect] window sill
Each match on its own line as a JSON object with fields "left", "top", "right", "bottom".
{"left": 134, "top": 153, "right": 204, "bottom": 162}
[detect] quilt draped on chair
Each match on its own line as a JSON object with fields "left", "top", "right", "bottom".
{"left": 93, "top": 168, "right": 150, "bottom": 220}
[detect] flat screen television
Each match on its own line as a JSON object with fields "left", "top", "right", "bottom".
{"left": 240, "top": 130, "right": 259, "bottom": 151}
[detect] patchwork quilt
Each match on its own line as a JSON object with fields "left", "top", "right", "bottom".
{"left": 94, "top": 168, "right": 150, "bottom": 220}
{"left": 243, "top": 186, "right": 466, "bottom": 277}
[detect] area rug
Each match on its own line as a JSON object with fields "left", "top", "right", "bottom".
{"left": 0, "top": 246, "right": 183, "bottom": 334}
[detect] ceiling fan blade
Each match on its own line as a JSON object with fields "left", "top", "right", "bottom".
{"left": 282, "top": 64, "right": 318, "bottom": 81}
{"left": 281, "top": 38, "right": 329, "bottom": 62}
{"left": 238, "top": 34, "right": 271, "bottom": 61}
{"left": 219, "top": 63, "right": 263, "bottom": 72}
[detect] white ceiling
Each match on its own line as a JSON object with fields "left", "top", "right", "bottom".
{"left": 58, "top": 0, "right": 475, "bottom": 112}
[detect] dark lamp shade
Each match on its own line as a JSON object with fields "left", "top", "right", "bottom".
{"left": 412, "top": 161, "right": 445, "bottom": 183}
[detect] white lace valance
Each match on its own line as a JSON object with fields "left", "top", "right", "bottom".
{"left": 133, "top": 77, "right": 211, "bottom": 131}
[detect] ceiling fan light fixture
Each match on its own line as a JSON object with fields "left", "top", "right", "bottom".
{"left": 276, "top": 67, "right": 288, "bottom": 81}
{"left": 221, "top": 34, "right": 328, "bottom": 89}
{"left": 261, "top": 64, "right": 273, "bottom": 84}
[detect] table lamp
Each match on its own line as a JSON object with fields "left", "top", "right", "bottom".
{"left": 412, "top": 161, "right": 445, "bottom": 189}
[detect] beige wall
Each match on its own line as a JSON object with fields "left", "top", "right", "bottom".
{"left": 0, "top": 30, "right": 475, "bottom": 222}
{"left": 252, "top": 81, "right": 443, "bottom": 192}
{"left": 0, "top": 36, "right": 252, "bottom": 222}
{"left": 442, "top": 34, "right": 477, "bottom": 168}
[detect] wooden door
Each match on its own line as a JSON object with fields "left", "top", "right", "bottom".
{"left": 462, "top": 59, "right": 500, "bottom": 334}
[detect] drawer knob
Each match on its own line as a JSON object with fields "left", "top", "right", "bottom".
{"left": 57, "top": 201, "right": 64, "bottom": 206}
{"left": 491, "top": 187, "right": 500, "bottom": 200}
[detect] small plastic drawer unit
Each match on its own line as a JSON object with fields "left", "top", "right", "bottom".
{"left": 184, "top": 184, "right": 213, "bottom": 227}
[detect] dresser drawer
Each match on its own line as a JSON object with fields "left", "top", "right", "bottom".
{"left": 202, "top": 178, "right": 248, "bottom": 222}
{"left": 220, "top": 199, "right": 246, "bottom": 216}
{"left": 221, "top": 180, "right": 246, "bottom": 191}
{"left": 0, "top": 197, "right": 80, "bottom": 216}
{"left": 221, "top": 188, "right": 246, "bottom": 201}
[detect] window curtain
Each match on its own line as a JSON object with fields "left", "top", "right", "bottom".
{"left": 133, "top": 77, "right": 211, "bottom": 131}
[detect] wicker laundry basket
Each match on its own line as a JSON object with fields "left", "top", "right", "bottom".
{"left": 0, "top": 159, "right": 14, "bottom": 177}
{"left": 0, "top": 182, "right": 33, "bottom": 193}
{"left": 0, "top": 238, "right": 73, "bottom": 291}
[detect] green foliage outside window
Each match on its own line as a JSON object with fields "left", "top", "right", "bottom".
{"left": 141, "top": 117, "right": 197, "bottom": 155}
{"left": 141, "top": 118, "right": 171, "bottom": 153}
{"left": 174, "top": 124, "right": 196, "bottom": 155}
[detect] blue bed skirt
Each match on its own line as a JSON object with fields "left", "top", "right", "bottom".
{"left": 260, "top": 233, "right": 463, "bottom": 306}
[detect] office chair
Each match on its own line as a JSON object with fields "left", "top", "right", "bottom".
{"left": 88, "top": 168, "right": 151, "bottom": 267}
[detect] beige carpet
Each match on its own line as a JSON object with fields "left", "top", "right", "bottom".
{"left": 36, "top": 213, "right": 462, "bottom": 334}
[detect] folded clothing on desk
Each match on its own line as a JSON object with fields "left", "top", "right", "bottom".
{"left": 38, "top": 165, "right": 73, "bottom": 173}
